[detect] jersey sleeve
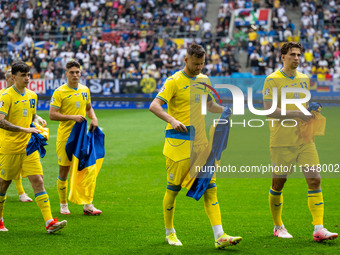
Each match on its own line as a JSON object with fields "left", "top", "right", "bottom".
{"left": 87, "top": 87, "right": 91, "bottom": 105}
{"left": 50, "top": 89, "right": 62, "bottom": 109}
{"left": 262, "top": 77, "right": 275, "bottom": 102}
{"left": 156, "top": 76, "right": 177, "bottom": 104}
{"left": 0, "top": 93, "right": 11, "bottom": 116}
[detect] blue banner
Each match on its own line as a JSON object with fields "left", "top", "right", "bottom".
{"left": 37, "top": 100, "right": 151, "bottom": 110}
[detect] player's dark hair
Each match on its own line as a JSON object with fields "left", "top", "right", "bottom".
{"left": 281, "top": 42, "right": 303, "bottom": 55}
{"left": 187, "top": 43, "right": 206, "bottom": 58}
{"left": 66, "top": 60, "right": 81, "bottom": 70}
{"left": 11, "top": 61, "right": 30, "bottom": 75}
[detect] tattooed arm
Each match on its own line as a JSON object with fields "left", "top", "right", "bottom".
{"left": 0, "top": 113, "right": 40, "bottom": 133}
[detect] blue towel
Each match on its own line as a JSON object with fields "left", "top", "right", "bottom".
{"left": 186, "top": 107, "right": 232, "bottom": 201}
{"left": 65, "top": 121, "right": 105, "bottom": 171}
{"left": 165, "top": 125, "right": 195, "bottom": 141}
{"left": 26, "top": 123, "right": 48, "bottom": 158}
{"left": 308, "top": 102, "right": 322, "bottom": 111}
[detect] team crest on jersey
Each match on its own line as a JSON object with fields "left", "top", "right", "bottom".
{"left": 76, "top": 101, "right": 80, "bottom": 108}
{"left": 23, "top": 109, "right": 27, "bottom": 117}
{"left": 264, "top": 88, "right": 270, "bottom": 96}
{"left": 74, "top": 93, "right": 80, "bottom": 97}
{"left": 195, "top": 94, "right": 200, "bottom": 103}
{"left": 0, "top": 101, "right": 4, "bottom": 108}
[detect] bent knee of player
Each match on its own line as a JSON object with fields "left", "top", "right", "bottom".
{"left": 28, "top": 175, "right": 45, "bottom": 193}
{"left": 306, "top": 177, "right": 321, "bottom": 190}
{"left": 59, "top": 165, "right": 70, "bottom": 179}
{"left": 0, "top": 178, "right": 12, "bottom": 193}
{"left": 272, "top": 175, "right": 287, "bottom": 191}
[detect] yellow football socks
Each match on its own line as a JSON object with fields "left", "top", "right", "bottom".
{"left": 308, "top": 189, "right": 324, "bottom": 225}
{"left": 57, "top": 177, "right": 68, "bottom": 204}
{"left": 269, "top": 187, "right": 283, "bottom": 226}
{"left": 0, "top": 194, "right": 6, "bottom": 218}
{"left": 14, "top": 178, "right": 25, "bottom": 196}
{"left": 204, "top": 186, "right": 222, "bottom": 226}
{"left": 35, "top": 192, "right": 52, "bottom": 223}
{"left": 163, "top": 189, "right": 179, "bottom": 229}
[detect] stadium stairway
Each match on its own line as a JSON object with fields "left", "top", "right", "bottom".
{"left": 238, "top": 51, "right": 250, "bottom": 73}
{"left": 284, "top": 2, "right": 301, "bottom": 34}
{"left": 205, "top": 0, "right": 224, "bottom": 33}
{"left": 14, "top": 18, "right": 21, "bottom": 35}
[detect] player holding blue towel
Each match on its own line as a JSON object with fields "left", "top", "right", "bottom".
{"left": 150, "top": 43, "right": 242, "bottom": 249}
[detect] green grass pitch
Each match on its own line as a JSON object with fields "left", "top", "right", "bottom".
{"left": 1, "top": 107, "right": 339, "bottom": 254}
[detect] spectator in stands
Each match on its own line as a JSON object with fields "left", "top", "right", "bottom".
{"left": 101, "top": 69, "right": 113, "bottom": 79}
{"left": 23, "top": 34, "right": 34, "bottom": 48}
{"left": 45, "top": 69, "right": 54, "bottom": 80}
{"left": 250, "top": 49, "right": 260, "bottom": 74}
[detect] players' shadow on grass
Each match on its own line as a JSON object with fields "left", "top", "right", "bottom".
{"left": 307, "top": 240, "right": 339, "bottom": 247}
{"left": 151, "top": 241, "right": 243, "bottom": 254}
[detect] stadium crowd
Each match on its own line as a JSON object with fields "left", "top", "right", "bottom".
{"left": 229, "top": 0, "right": 340, "bottom": 77}
{"left": 1, "top": 0, "right": 233, "bottom": 80}
{"left": 0, "top": 0, "right": 339, "bottom": 81}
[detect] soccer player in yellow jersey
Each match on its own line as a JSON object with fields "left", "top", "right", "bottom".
{"left": 49, "top": 60, "right": 101, "bottom": 215}
{"left": 0, "top": 70, "right": 47, "bottom": 203}
{"left": 150, "top": 43, "right": 242, "bottom": 249}
{"left": 0, "top": 61, "right": 67, "bottom": 233}
{"left": 263, "top": 42, "right": 338, "bottom": 241}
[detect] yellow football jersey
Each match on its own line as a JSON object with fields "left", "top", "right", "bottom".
{"left": 156, "top": 70, "right": 212, "bottom": 161}
{"left": 50, "top": 84, "right": 91, "bottom": 142}
{"left": 263, "top": 69, "right": 311, "bottom": 147}
{"left": 0, "top": 86, "right": 37, "bottom": 154}
{"left": 0, "top": 88, "right": 6, "bottom": 147}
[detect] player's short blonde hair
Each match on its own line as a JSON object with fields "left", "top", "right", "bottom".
{"left": 187, "top": 43, "right": 206, "bottom": 58}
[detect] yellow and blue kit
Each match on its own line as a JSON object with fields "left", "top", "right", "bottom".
{"left": 50, "top": 83, "right": 91, "bottom": 142}
{"left": 0, "top": 86, "right": 37, "bottom": 154}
